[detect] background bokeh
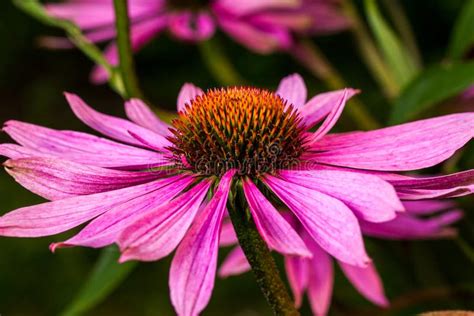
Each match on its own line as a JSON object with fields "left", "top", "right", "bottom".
{"left": 0, "top": 0, "right": 473, "bottom": 315}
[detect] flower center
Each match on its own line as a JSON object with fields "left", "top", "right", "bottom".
{"left": 169, "top": 87, "right": 306, "bottom": 176}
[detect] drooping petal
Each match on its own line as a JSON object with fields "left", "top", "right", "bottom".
{"left": 299, "top": 89, "right": 359, "bottom": 129}
{"left": 285, "top": 255, "right": 310, "bottom": 308}
{"left": 0, "top": 179, "right": 168, "bottom": 237}
{"left": 51, "top": 175, "right": 194, "bottom": 250}
{"left": 0, "top": 144, "right": 43, "bottom": 160}
{"left": 216, "top": 16, "right": 292, "bottom": 53}
{"left": 264, "top": 175, "right": 370, "bottom": 267}
{"left": 242, "top": 178, "right": 311, "bottom": 257}
{"left": 360, "top": 211, "right": 463, "bottom": 240}
{"left": 215, "top": 0, "right": 300, "bottom": 16}
{"left": 280, "top": 169, "right": 403, "bottom": 222}
{"left": 309, "top": 113, "right": 474, "bottom": 171}
{"left": 390, "top": 170, "right": 474, "bottom": 200}
{"left": 3, "top": 157, "right": 165, "bottom": 200}
{"left": 310, "top": 89, "right": 355, "bottom": 142}
{"left": 339, "top": 261, "right": 389, "bottom": 307}
{"left": 402, "top": 200, "right": 456, "bottom": 215}
{"left": 2, "top": 120, "right": 166, "bottom": 168}
{"left": 117, "top": 179, "right": 212, "bottom": 262}
{"left": 168, "top": 11, "right": 215, "bottom": 42}
{"left": 306, "top": 240, "right": 334, "bottom": 316}
{"left": 276, "top": 73, "right": 307, "bottom": 108}
{"left": 170, "top": 170, "right": 235, "bottom": 316}
{"left": 218, "top": 247, "right": 251, "bottom": 278}
{"left": 125, "top": 98, "right": 170, "bottom": 135}
{"left": 177, "top": 83, "right": 204, "bottom": 113}
{"left": 65, "top": 93, "right": 171, "bottom": 150}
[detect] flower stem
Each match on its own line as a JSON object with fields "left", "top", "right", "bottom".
{"left": 342, "top": 0, "right": 399, "bottom": 98}
{"left": 292, "top": 39, "right": 380, "bottom": 130}
{"left": 228, "top": 188, "right": 299, "bottom": 316}
{"left": 113, "top": 0, "right": 143, "bottom": 99}
{"left": 198, "top": 37, "right": 246, "bottom": 86}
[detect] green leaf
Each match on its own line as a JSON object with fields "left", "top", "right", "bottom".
{"left": 389, "top": 61, "right": 474, "bottom": 124}
{"left": 61, "top": 247, "right": 137, "bottom": 316}
{"left": 364, "top": 0, "right": 419, "bottom": 87}
{"left": 448, "top": 0, "right": 474, "bottom": 60}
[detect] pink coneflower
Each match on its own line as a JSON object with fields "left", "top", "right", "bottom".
{"left": 1, "top": 74, "right": 473, "bottom": 315}
{"left": 45, "top": 0, "right": 349, "bottom": 82}
{"left": 219, "top": 200, "right": 464, "bottom": 315}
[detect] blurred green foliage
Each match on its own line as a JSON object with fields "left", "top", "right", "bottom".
{"left": 0, "top": 0, "right": 473, "bottom": 315}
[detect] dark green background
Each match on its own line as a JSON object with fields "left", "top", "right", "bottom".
{"left": 0, "top": 0, "right": 473, "bottom": 315}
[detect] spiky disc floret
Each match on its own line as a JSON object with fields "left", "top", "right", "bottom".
{"left": 169, "top": 87, "right": 307, "bottom": 176}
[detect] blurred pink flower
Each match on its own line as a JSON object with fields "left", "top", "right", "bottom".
{"left": 45, "top": 0, "right": 349, "bottom": 82}
{"left": 219, "top": 200, "right": 463, "bottom": 315}
{"left": 1, "top": 74, "right": 473, "bottom": 315}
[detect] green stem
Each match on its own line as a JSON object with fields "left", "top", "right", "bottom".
{"left": 228, "top": 187, "right": 299, "bottom": 316}
{"left": 292, "top": 39, "right": 380, "bottom": 130}
{"left": 342, "top": 0, "right": 399, "bottom": 98}
{"left": 113, "top": 0, "right": 143, "bottom": 99}
{"left": 382, "top": 0, "right": 422, "bottom": 67}
{"left": 198, "top": 37, "right": 246, "bottom": 86}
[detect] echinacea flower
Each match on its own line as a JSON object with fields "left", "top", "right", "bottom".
{"left": 218, "top": 200, "right": 464, "bottom": 315}
{"left": 1, "top": 74, "right": 473, "bottom": 315}
{"left": 45, "top": 0, "right": 349, "bottom": 82}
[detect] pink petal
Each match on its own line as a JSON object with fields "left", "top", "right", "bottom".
{"left": 339, "top": 261, "right": 389, "bottom": 307}
{"left": 276, "top": 73, "right": 307, "bottom": 108}
{"left": 216, "top": 15, "right": 292, "bottom": 53}
{"left": 299, "top": 89, "right": 359, "bottom": 129}
{"left": 219, "top": 219, "right": 238, "bottom": 247}
{"left": 46, "top": 1, "right": 162, "bottom": 30}
{"left": 248, "top": 12, "right": 313, "bottom": 31}
{"left": 215, "top": 0, "right": 300, "bottom": 16}
{"left": 303, "top": 2, "right": 350, "bottom": 34}
{"left": 243, "top": 178, "right": 311, "bottom": 257}
{"left": 264, "top": 175, "right": 370, "bottom": 267}
{"left": 168, "top": 11, "right": 215, "bottom": 42}
{"left": 360, "top": 210, "right": 463, "bottom": 240}
{"left": 310, "top": 89, "right": 357, "bottom": 142}
{"left": 306, "top": 241, "right": 334, "bottom": 316}
{"left": 117, "top": 179, "right": 212, "bottom": 262}
{"left": 177, "top": 83, "right": 204, "bottom": 113}
{"left": 170, "top": 170, "right": 235, "bottom": 316}
{"left": 285, "top": 255, "right": 310, "bottom": 307}
{"left": 218, "top": 247, "right": 251, "bottom": 278}
{"left": 3, "top": 157, "right": 165, "bottom": 201}
{"left": 90, "top": 43, "right": 118, "bottom": 84}
{"left": 390, "top": 170, "right": 474, "bottom": 199}
{"left": 403, "top": 200, "right": 456, "bottom": 215}
{"left": 0, "top": 143, "right": 44, "bottom": 160}
{"left": 280, "top": 169, "right": 403, "bottom": 223}
{"left": 51, "top": 175, "right": 194, "bottom": 250}
{"left": 125, "top": 98, "right": 170, "bottom": 135}
{"left": 310, "top": 113, "right": 474, "bottom": 171}
{"left": 0, "top": 179, "right": 167, "bottom": 237}
{"left": 2, "top": 121, "right": 166, "bottom": 169}
{"left": 65, "top": 93, "right": 171, "bottom": 150}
